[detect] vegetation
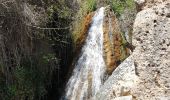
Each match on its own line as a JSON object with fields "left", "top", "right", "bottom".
{"left": 110, "top": 0, "right": 136, "bottom": 60}
{"left": 0, "top": 0, "right": 73, "bottom": 100}
{"left": 110, "top": 0, "right": 135, "bottom": 16}
{"left": 120, "top": 32, "right": 130, "bottom": 61}
{"left": 0, "top": 0, "right": 136, "bottom": 100}
{"left": 72, "top": 0, "right": 97, "bottom": 47}
{"left": 45, "top": 1, "right": 74, "bottom": 99}
{"left": 72, "top": 0, "right": 136, "bottom": 47}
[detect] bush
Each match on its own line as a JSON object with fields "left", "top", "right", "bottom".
{"left": 110, "top": 0, "right": 135, "bottom": 16}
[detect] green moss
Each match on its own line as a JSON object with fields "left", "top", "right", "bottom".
{"left": 120, "top": 32, "right": 129, "bottom": 61}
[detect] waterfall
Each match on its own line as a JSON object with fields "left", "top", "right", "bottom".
{"left": 64, "top": 7, "right": 106, "bottom": 100}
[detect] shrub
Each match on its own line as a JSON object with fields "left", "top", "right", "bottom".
{"left": 110, "top": 0, "right": 135, "bottom": 16}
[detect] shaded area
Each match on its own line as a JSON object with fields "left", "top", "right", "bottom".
{"left": 0, "top": 0, "right": 75, "bottom": 100}
{"left": 43, "top": 8, "right": 74, "bottom": 100}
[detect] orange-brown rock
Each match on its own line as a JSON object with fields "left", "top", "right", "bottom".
{"left": 103, "top": 11, "right": 130, "bottom": 75}
{"left": 75, "top": 12, "right": 94, "bottom": 54}
{"left": 103, "top": 14, "right": 116, "bottom": 75}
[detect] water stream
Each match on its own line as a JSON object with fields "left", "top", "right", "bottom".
{"left": 64, "top": 7, "right": 106, "bottom": 100}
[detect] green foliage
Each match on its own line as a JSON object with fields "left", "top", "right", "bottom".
{"left": 42, "top": 53, "right": 57, "bottom": 64}
{"left": 110, "top": 0, "right": 135, "bottom": 16}
{"left": 72, "top": 0, "right": 97, "bottom": 45}
{"left": 47, "top": 1, "right": 72, "bottom": 19}
{"left": 46, "top": 0, "right": 73, "bottom": 46}
{"left": 77, "top": 0, "right": 97, "bottom": 18}
{"left": 0, "top": 0, "right": 71, "bottom": 99}
{"left": 11, "top": 54, "right": 57, "bottom": 100}
{"left": 0, "top": 84, "right": 15, "bottom": 100}
{"left": 7, "top": 84, "right": 17, "bottom": 98}
{"left": 0, "top": 52, "right": 58, "bottom": 100}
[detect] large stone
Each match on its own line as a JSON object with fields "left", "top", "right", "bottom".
{"left": 95, "top": 56, "right": 138, "bottom": 100}
{"left": 103, "top": 10, "right": 130, "bottom": 75}
{"left": 95, "top": 1, "right": 170, "bottom": 100}
{"left": 130, "top": 1, "right": 170, "bottom": 99}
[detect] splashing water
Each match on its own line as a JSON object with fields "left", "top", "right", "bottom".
{"left": 65, "top": 7, "right": 106, "bottom": 100}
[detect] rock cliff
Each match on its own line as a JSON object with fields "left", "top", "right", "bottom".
{"left": 96, "top": 1, "right": 170, "bottom": 99}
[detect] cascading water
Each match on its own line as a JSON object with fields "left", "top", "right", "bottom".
{"left": 64, "top": 7, "right": 106, "bottom": 100}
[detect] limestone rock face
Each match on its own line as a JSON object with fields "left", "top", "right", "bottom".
{"left": 135, "top": 0, "right": 170, "bottom": 11}
{"left": 103, "top": 9, "right": 130, "bottom": 75}
{"left": 131, "top": 1, "right": 170, "bottom": 99}
{"left": 95, "top": 1, "right": 170, "bottom": 100}
{"left": 95, "top": 56, "right": 138, "bottom": 100}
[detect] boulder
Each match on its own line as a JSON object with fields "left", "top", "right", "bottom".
{"left": 95, "top": 1, "right": 170, "bottom": 99}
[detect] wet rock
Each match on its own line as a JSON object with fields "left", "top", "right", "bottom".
{"left": 103, "top": 10, "right": 130, "bottom": 75}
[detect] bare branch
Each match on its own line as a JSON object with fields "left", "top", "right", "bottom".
{"left": 26, "top": 24, "right": 70, "bottom": 30}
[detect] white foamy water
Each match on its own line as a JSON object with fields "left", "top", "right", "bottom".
{"left": 65, "top": 7, "right": 106, "bottom": 100}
